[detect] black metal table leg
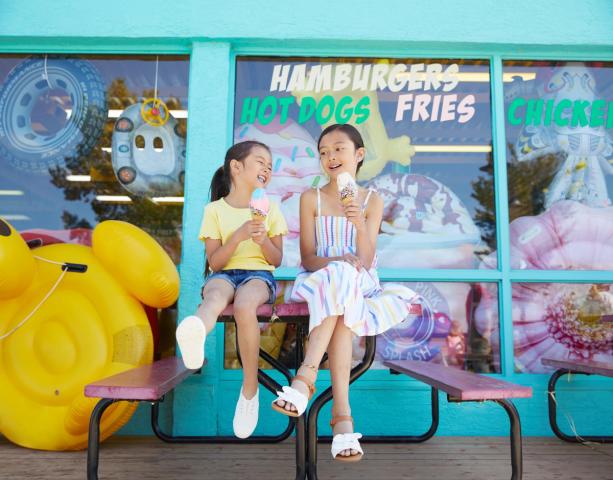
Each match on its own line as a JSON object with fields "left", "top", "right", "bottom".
{"left": 87, "top": 398, "right": 117, "bottom": 480}
{"left": 547, "top": 369, "right": 612, "bottom": 443}
{"left": 492, "top": 399, "right": 523, "bottom": 480}
{"left": 306, "top": 335, "right": 376, "bottom": 480}
{"left": 294, "top": 321, "right": 307, "bottom": 480}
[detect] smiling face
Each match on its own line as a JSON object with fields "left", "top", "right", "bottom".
{"left": 230, "top": 145, "right": 273, "bottom": 190}
{"left": 318, "top": 130, "right": 364, "bottom": 181}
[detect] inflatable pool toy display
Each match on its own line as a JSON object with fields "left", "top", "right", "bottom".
{"left": 0, "top": 57, "right": 106, "bottom": 172}
{"left": 0, "top": 218, "right": 179, "bottom": 450}
{"left": 111, "top": 102, "right": 186, "bottom": 196}
{"left": 511, "top": 64, "right": 613, "bottom": 209}
{"left": 20, "top": 227, "right": 93, "bottom": 247}
{"left": 475, "top": 200, "right": 613, "bottom": 373}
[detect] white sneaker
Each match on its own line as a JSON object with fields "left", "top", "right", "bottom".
{"left": 175, "top": 315, "right": 206, "bottom": 369}
{"left": 233, "top": 388, "right": 259, "bottom": 439}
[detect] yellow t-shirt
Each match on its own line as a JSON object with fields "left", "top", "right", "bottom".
{"left": 198, "top": 198, "right": 288, "bottom": 271}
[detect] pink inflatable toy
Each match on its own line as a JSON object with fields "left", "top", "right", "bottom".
{"left": 476, "top": 200, "right": 613, "bottom": 373}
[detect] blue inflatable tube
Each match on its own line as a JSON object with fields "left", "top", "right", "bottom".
{"left": 0, "top": 57, "right": 107, "bottom": 172}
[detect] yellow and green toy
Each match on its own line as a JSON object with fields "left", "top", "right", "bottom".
{"left": 140, "top": 97, "right": 169, "bottom": 127}
{"left": 0, "top": 218, "right": 179, "bottom": 451}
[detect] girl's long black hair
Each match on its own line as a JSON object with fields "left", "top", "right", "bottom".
{"left": 204, "top": 140, "right": 271, "bottom": 275}
{"left": 209, "top": 140, "right": 271, "bottom": 201}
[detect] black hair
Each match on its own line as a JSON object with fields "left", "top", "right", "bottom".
{"left": 317, "top": 123, "right": 365, "bottom": 173}
{"left": 209, "top": 140, "right": 271, "bottom": 201}
{"left": 205, "top": 140, "right": 271, "bottom": 275}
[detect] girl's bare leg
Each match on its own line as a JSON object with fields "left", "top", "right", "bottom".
{"left": 196, "top": 279, "right": 236, "bottom": 333}
{"left": 233, "top": 279, "right": 270, "bottom": 398}
{"left": 177, "top": 279, "right": 234, "bottom": 368}
{"left": 275, "top": 314, "right": 339, "bottom": 412}
{"left": 328, "top": 316, "right": 358, "bottom": 457}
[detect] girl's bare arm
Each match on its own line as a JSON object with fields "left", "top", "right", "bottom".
{"left": 351, "top": 192, "right": 383, "bottom": 269}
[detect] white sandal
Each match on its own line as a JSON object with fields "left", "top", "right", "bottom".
{"left": 271, "top": 374, "right": 315, "bottom": 417}
{"left": 330, "top": 415, "right": 364, "bottom": 462}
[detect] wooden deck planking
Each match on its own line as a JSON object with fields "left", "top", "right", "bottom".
{"left": 1, "top": 436, "right": 612, "bottom": 480}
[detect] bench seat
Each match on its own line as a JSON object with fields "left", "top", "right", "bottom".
{"left": 85, "top": 357, "right": 196, "bottom": 401}
{"left": 541, "top": 357, "right": 613, "bottom": 377}
{"left": 384, "top": 359, "right": 532, "bottom": 400}
{"left": 384, "top": 359, "right": 532, "bottom": 480}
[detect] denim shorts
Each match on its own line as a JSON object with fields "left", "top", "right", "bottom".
{"left": 202, "top": 269, "right": 277, "bottom": 304}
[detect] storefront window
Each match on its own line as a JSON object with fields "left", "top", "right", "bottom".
{"left": 0, "top": 54, "right": 189, "bottom": 264}
{"left": 234, "top": 57, "right": 495, "bottom": 271}
{"left": 503, "top": 61, "right": 613, "bottom": 271}
{"left": 509, "top": 283, "right": 613, "bottom": 373}
{"left": 225, "top": 57, "right": 497, "bottom": 370}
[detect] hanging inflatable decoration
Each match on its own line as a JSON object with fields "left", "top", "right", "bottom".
{"left": 0, "top": 56, "right": 107, "bottom": 172}
{"left": 111, "top": 58, "right": 185, "bottom": 197}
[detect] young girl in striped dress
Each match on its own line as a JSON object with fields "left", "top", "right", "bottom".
{"left": 272, "top": 124, "right": 419, "bottom": 462}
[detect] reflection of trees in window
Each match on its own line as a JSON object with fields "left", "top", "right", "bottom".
{"left": 506, "top": 144, "right": 562, "bottom": 222}
{"left": 48, "top": 78, "right": 185, "bottom": 263}
{"left": 470, "top": 145, "right": 562, "bottom": 252}
{"left": 465, "top": 284, "right": 496, "bottom": 373}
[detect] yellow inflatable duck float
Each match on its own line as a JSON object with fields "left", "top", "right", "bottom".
{"left": 0, "top": 218, "right": 179, "bottom": 451}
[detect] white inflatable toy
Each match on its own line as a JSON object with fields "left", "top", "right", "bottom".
{"left": 111, "top": 102, "right": 185, "bottom": 196}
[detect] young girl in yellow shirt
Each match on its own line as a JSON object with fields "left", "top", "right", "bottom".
{"left": 176, "top": 140, "right": 288, "bottom": 439}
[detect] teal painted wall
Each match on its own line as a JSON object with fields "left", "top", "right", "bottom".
{"left": 1, "top": 0, "right": 612, "bottom": 438}
{"left": 0, "top": 0, "right": 611, "bottom": 48}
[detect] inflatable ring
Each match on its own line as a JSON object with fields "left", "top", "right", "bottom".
{"left": 0, "top": 57, "right": 107, "bottom": 172}
{"left": 111, "top": 102, "right": 185, "bottom": 196}
{"left": 0, "top": 218, "right": 179, "bottom": 451}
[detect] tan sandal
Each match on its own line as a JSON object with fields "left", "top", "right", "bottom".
{"left": 271, "top": 373, "right": 316, "bottom": 417}
{"left": 330, "top": 415, "right": 364, "bottom": 462}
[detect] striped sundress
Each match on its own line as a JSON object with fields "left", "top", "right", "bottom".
{"left": 290, "top": 187, "right": 419, "bottom": 336}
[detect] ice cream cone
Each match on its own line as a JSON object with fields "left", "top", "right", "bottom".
{"left": 250, "top": 188, "right": 270, "bottom": 223}
{"left": 337, "top": 172, "right": 358, "bottom": 206}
